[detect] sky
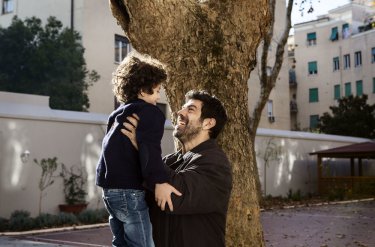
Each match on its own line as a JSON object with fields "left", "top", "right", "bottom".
{"left": 291, "top": 0, "right": 351, "bottom": 25}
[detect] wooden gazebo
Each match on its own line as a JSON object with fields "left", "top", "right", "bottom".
{"left": 310, "top": 142, "right": 375, "bottom": 195}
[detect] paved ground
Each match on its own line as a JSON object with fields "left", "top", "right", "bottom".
{"left": 261, "top": 200, "right": 375, "bottom": 247}
{"left": 1, "top": 199, "right": 374, "bottom": 247}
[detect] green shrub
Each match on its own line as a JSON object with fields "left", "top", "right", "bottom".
{"left": 0, "top": 217, "right": 9, "bottom": 231}
{"left": 8, "top": 210, "right": 35, "bottom": 231}
{"left": 78, "top": 209, "right": 108, "bottom": 224}
{"left": 2, "top": 208, "right": 108, "bottom": 232}
{"left": 34, "top": 213, "right": 60, "bottom": 229}
{"left": 327, "top": 187, "right": 346, "bottom": 201}
{"left": 287, "top": 189, "right": 303, "bottom": 201}
{"left": 10, "top": 210, "right": 30, "bottom": 218}
{"left": 97, "top": 208, "right": 109, "bottom": 221}
{"left": 57, "top": 212, "right": 79, "bottom": 226}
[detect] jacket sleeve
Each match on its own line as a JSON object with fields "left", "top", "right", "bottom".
{"left": 136, "top": 105, "right": 169, "bottom": 190}
{"left": 165, "top": 152, "right": 232, "bottom": 214}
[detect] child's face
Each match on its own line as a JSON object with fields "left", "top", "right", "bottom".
{"left": 139, "top": 84, "right": 161, "bottom": 105}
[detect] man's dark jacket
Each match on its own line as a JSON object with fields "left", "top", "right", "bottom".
{"left": 148, "top": 139, "right": 233, "bottom": 247}
{"left": 96, "top": 99, "right": 168, "bottom": 190}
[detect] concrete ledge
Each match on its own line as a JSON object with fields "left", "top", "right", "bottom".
{"left": 0, "top": 223, "right": 109, "bottom": 236}
{"left": 260, "top": 197, "right": 375, "bottom": 212}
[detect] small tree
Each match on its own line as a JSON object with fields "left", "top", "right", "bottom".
{"left": 33, "top": 158, "right": 59, "bottom": 215}
{"left": 257, "top": 138, "right": 282, "bottom": 197}
{"left": 0, "top": 16, "right": 99, "bottom": 111}
{"left": 318, "top": 94, "right": 375, "bottom": 138}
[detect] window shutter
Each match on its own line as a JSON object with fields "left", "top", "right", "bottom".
{"left": 330, "top": 27, "right": 338, "bottom": 41}
{"left": 334, "top": 85, "right": 340, "bottom": 99}
{"left": 307, "top": 32, "right": 316, "bottom": 40}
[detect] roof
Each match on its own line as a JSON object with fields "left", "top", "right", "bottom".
{"left": 310, "top": 142, "right": 375, "bottom": 158}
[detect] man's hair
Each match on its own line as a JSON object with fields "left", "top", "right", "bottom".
{"left": 185, "top": 90, "right": 228, "bottom": 139}
{"left": 112, "top": 52, "right": 167, "bottom": 103}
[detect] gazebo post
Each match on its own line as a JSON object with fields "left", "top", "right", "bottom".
{"left": 350, "top": 158, "right": 355, "bottom": 176}
{"left": 317, "top": 155, "right": 322, "bottom": 194}
{"left": 350, "top": 157, "right": 355, "bottom": 191}
{"left": 358, "top": 158, "right": 363, "bottom": 177}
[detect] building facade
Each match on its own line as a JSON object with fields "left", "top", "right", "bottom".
{"left": 292, "top": 2, "right": 375, "bottom": 130}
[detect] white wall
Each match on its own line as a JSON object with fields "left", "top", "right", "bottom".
{"left": 0, "top": 92, "right": 174, "bottom": 218}
{"left": 0, "top": 92, "right": 372, "bottom": 218}
{"left": 255, "top": 129, "right": 371, "bottom": 197}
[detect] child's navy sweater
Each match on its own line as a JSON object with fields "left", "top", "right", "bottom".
{"left": 96, "top": 99, "right": 169, "bottom": 191}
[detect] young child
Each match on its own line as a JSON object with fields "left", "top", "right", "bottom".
{"left": 96, "top": 52, "right": 179, "bottom": 247}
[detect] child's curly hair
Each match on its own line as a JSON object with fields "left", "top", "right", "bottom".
{"left": 112, "top": 52, "right": 167, "bottom": 103}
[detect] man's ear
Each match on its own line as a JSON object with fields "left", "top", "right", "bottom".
{"left": 202, "top": 118, "right": 216, "bottom": 130}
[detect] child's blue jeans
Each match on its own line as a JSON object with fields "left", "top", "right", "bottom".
{"left": 102, "top": 189, "right": 155, "bottom": 247}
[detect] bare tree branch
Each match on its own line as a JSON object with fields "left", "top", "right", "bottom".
{"left": 251, "top": 0, "right": 294, "bottom": 133}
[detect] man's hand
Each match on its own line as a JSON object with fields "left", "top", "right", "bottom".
{"left": 121, "top": 113, "right": 140, "bottom": 150}
{"left": 155, "top": 183, "right": 182, "bottom": 212}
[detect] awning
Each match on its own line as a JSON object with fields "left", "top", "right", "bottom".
{"left": 310, "top": 141, "right": 375, "bottom": 159}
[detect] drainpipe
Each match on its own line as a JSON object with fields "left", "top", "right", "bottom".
{"left": 339, "top": 46, "right": 343, "bottom": 99}
{"left": 70, "top": 0, "right": 74, "bottom": 31}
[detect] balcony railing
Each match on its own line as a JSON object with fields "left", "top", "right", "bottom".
{"left": 290, "top": 101, "right": 298, "bottom": 113}
{"left": 358, "top": 21, "right": 375, "bottom": 33}
{"left": 319, "top": 176, "right": 375, "bottom": 196}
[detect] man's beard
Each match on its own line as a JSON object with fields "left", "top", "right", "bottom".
{"left": 173, "top": 118, "right": 202, "bottom": 143}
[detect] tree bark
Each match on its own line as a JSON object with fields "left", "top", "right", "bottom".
{"left": 109, "top": 0, "right": 271, "bottom": 246}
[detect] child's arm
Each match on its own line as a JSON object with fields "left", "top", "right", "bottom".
{"left": 132, "top": 105, "right": 169, "bottom": 189}
{"left": 122, "top": 112, "right": 182, "bottom": 211}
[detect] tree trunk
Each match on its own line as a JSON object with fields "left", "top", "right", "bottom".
{"left": 110, "top": 1, "right": 270, "bottom": 246}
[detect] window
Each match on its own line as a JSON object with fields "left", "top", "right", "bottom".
{"left": 334, "top": 84, "right": 341, "bottom": 100}
{"left": 307, "top": 32, "right": 316, "bottom": 46}
{"left": 309, "top": 88, "right": 319, "bottom": 102}
{"left": 2, "top": 0, "right": 13, "bottom": 14}
{"left": 372, "top": 47, "right": 375, "bottom": 63}
{"left": 267, "top": 100, "right": 273, "bottom": 117}
{"left": 308, "top": 61, "right": 318, "bottom": 75}
{"left": 289, "top": 66, "right": 297, "bottom": 85}
{"left": 310, "top": 115, "right": 319, "bottom": 129}
{"left": 345, "top": 82, "right": 351, "bottom": 97}
{"left": 330, "top": 27, "right": 338, "bottom": 41}
{"left": 354, "top": 51, "right": 362, "bottom": 67}
{"left": 344, "top": 54, "right": 350, "bottom": 69}
{"left": 267, "top": 100, "right": 275, "bottom": 122}
{"left": 333, "top": 57, "right": 340, "bottom": 71}
{"left": 356, "top": 80, "right": 363, "bottom": 96}
{"left": 342, "top": 23, "right": 350, "bottom": 39}
{"left": 115, "top": 35, "right": 131, "bottom": 63}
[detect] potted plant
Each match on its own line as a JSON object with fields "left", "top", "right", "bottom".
{"left": 58, "top": 164, "right": 88, "bottom": 214}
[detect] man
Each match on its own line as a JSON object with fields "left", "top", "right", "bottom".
{"left": 123, "top": 90, "right": 232, "bottom": 247}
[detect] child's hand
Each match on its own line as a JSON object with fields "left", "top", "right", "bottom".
{"left": 155, "top": 183, "right": 182, "bottom": 212}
